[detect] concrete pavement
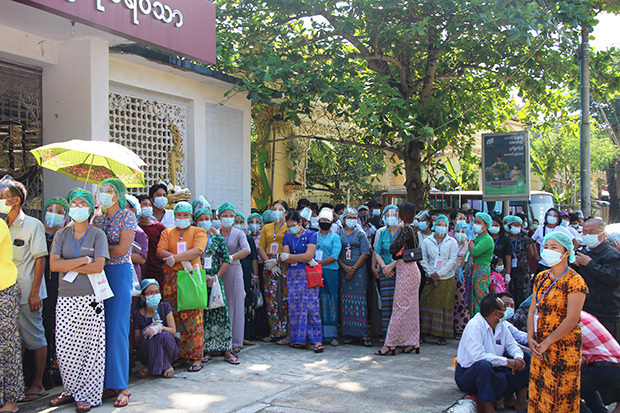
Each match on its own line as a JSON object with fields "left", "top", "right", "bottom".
{"left": 23, "top": 339, "right": 469, "bottom": 413}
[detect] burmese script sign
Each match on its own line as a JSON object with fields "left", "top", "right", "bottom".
{"left": 13, "top": 0, "right": 216, "bottom": 64}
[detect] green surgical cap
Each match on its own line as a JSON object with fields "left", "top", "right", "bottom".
{"left": 434, "top": 214, "right": 449, "bottom": 225}
{"left": 262, "top": 210, "right": 274, "bottom": 223}
{"left": 217, "top": 201, "right": 236, "bottom": 215}
{"left": 506, "top": 215, "right": 523, "bottom": 225}
{"left": 383, "top": 204, "right": 398, "bottom": 214}
{"left": 67, "top": 188, "right": 95, "bottom": 215}
{"left": 235, "top": 211, "right": 246, "bottom": 221}
{"left": 193, "top": 208, "right": 212, "bottom": 220}
{"left": 173, "top": 201, "right": 193, "bottom": 215}
{"left": 476, "top": 212, "right": 492, "bottom": 226}
{"left": 192, "top": 196, "right": 211, "bottom": 213}
{"left": 101, "top": 178, "right": 127, "bottom": 209}
{"left": 45, "top": 197, "right": 69, "bottom": 212}
{"left": 248, "top": 212, "right": 262, "bottom": 222}
{"left": 543, "top": 231, "right": 575, "bottom": 263}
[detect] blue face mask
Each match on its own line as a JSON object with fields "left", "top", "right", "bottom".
{"left": 435, "top": 226, "right": 448, "bottom": 235}
{"left": 385, "top": 216, "right": 399, "bottom": 227}
{"left": 45, "top": 212, "right": 65, "bottom": 228}
{"left": 221, "top": 217, "right": 235, "bottom": 228}
{"left": 288, "top": 225, "right": 301, "bottom": 235}
{"left": 345, "top": 219, "right": 357, "bottom": 229}
{"left": 212, "top": 219, "right": 221, "bottom": 229}
{"left": 141, "top": 207, "right": 153, "bottom": 219}
{"left": 197, "top": 221, "right": 212, "bottom": 231}
{"left": 272, "top": 210, "right": 284, "bottom": 221}
{"left": 233, "top": 224, "right": 245, "bottom": 231}
{"left": 455, "top": 233, "right": 467, "bottom": 242}
{"left": 249, "top": 224, "right": 261, "bottom": 233}
{"left": 69, "top": 207, "right": 90, "bottom": 223}
{"left": 417, "top": 221, "right": 428, "bottom": 231}
{"left": 372, "top": 209, "right": 381, "bottom": 217}
{"left": 153, "top": 196, "right": 168, "bottom": 209}
{"left": 97, "top": 192, "right": 115, "bottom": 208}
{"left": 560, "top": 220, "right": 568, "bottom": 227}
{"left": 145, "top": 293, "right": 161, "bottom": 308}
{"left": 175, "top": 218, "right": 191, "bottom": 229}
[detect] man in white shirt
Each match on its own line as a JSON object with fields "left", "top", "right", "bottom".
{"left": 455, "top": 294, "right": 529, "bottom": 413}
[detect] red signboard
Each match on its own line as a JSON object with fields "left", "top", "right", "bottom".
{"left": 12, "top": 0, "right": 216, "bottom": 65}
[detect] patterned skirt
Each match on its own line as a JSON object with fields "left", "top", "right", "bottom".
{"left": 379, "top": 276, "right": 396, "bottom": 338}
{"left": 56, "top": 295, "right": 106, "bottom": 406}
{"left": 468, "top": 263, "right": 490, "bottom": 317}
{"left": 385, "top": 260, "right": 421, "bottom": 347}
{"left": 453, "top": 277, "right": 469, "bottom": 335}
{"left": 287, "top": 264, "right": 321, "bottom": 345}
{"left": 203, "top": 285, "right": 233, "bottom": 353}
{"left": 420, "top": 277, "right": 456, "bottom": 338}
{"left": 340, "top": 267, "right": 368, "bottom": 338}
{"left": 319, "top": 268, "right": 339, "bottom": 340}
{"left": 0, "top": 283, "right": 24, "bottom": 404}
{"left": 264, "top": 263, "right": 288, "bottom": 339}
{"left": 162, "top": 268, "right": 203, "bottom": 360}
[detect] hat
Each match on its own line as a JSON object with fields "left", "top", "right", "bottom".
{"left": 543, "top": 231, "right": 576, "bottom": 263}
{"left": 262, "top": 210, "right": 274, "bottom": 223}
{"left": 300, "top": 207, "right": 312, "bottom": 221}
{"left": 192, "top": 196, "right": 211, "bottom": 214}
{"left": 235, "top": 211, "right": 246, "bottom": 221}
{"left": 560, "top": 211, "right": 569, "bottom": 217}
{"left": 318, "top": 207, "right": 333, "bottom": 221}
{"left": 101, "top": 178, "right": 127, "bottom": 209}
{"left": 342, "top": 206, "right": 357, "bottom": 219}
{"left": 248, "top": 212, "right": 262, "bottom": 222}
{"left": 140, "top": 278, "right": 159, "bottom": 293}
{"left": 357, "top": 205, "right": 369, "bottom": 212}
{"left": 217, "top": 201, "right": 236, "bottom": 215}
{"left": 45, "top": 196, "right": 69, "bottom": 212}
{"left": 475, "top": 212, "right": 492, "bottom": 226}
{"left": 67, "top": 188, "right": 96, "bottom": 216}
{"left": 383, "top": 204, "right": 398, "bottom": 214}
{"left": 506, "top": 215, "right": 523, "bottom": 225}
{"left": 367, "top": 200, "right": 381, "bottom": 209}
{"left": 125, "top": 194, "right": 141, "bottom": 218}
{"left": 173, "top": 201, "right": 193, "bottom": 215}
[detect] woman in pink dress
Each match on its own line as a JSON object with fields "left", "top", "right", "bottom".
{"left": 374, "top": 202, "right": 421, "bottom": 356}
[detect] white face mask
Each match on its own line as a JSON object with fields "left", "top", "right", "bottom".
{"left": 541, "top": 249, "right": 566, "bottom": 267}
{"left": 495, "top": 265, "right": 504, "bottom": 272}
{"left": 583, "top": 233, "right": 602, "bottom": 249}
{"left": 0, "top": 199, "right": 13, "bottom": 214}
{"left": 510, "top": 226, "right": 521, "bottom": 235}
{"left": 546, "top": 216, "right": 558, "bottom": 225}
{"left": 488, "top": 226, "right": 500, "bottom": 235}
{"left": 455, "top": 233, "right": 467, "bottom": 243}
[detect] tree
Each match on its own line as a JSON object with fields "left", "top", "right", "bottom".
{"left": 215, "top": 0, "right": 614, "bottom": 206}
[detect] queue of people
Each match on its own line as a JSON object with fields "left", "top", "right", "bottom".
{"left": 2, "top": 173, "right": 620, "bottom": 413}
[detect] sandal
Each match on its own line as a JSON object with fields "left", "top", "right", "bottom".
{"left": 137, "top": 367, "right": 150, "bottom": 378}
{"left": 243, "top": 339, "right": 254, "bottom": 346}
{"left": 75, "top": 401, "right": 92, "bottom": 413}
{"left": 361, "top": 337, "right": 373, "bottom": 347}
{"left": 188, "top": 364, "right": 203, "bottom": 372}
{"left": 162, "top": 367, "right": 175, "bottom": 378}
{"left": 49, "top": 395, "right": 74, "bottom": 407}
{"left": 113, "top": 393, "right": 131, "bottom": 408}
{"left": 291, "top": 343, "right": 309, "bottom": 349}
{"left": 314, "top": 344, "right": 324, "bottom": 353}
{"left": 202, "top": 354, "right": 212, "bottom": 363}
{"left": 172, "top": 359, "right": 189, "bottom": 368}
{"left": 224, "top": 354, "right": 240, "bottom": 365}
{"left": 438, "top": 338, "right": 447, "bottom": 346}
{"left": 342, "top": 338, "right": 355, "bottom": 345}
{"left": 275, "top": 339, "right": 289, "bottom": 346}
{"left": 232, "top": 347, "right": 242, "bottom": 353}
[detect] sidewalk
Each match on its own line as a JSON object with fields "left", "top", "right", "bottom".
{"left": 22, "top": 339, "right": 467, "bottom": 413}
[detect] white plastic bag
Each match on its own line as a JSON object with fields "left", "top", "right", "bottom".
{"left": 208, "top": 276, "right": 225, "bottom": 309}
{"left": 88, "top": 270, "right": 115, "bottom": 301}
{"left": 131, "top": 267, "right": 141, "bottom": 297}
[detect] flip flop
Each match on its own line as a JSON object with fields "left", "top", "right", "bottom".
{"left": 49, "top": 394, "right": 74, "bottom": 407}
{"left": 19, "top": 392, "right": 49, "bottom": 403}
{"left": 224, "top": 355, "right": 240, "bottom": 365}
{"left": 188, "top": 364, "right": 203, "bottom": 372}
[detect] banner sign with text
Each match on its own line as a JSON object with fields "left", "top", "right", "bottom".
{"left": 13, "top": 0, "right": 216, "bottom": 65}
{"left": 481, "top": 131, "right": 530, "bottom": 201}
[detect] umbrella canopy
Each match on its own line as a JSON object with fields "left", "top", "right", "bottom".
{"left": 30, "top": 139, "right": 146, "bottom": 188}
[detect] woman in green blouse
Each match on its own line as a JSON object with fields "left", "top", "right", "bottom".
{"left": 467, "top": 212, "right": 494, "bottom": 316}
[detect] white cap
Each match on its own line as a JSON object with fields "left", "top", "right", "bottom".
{"left": 300, "top": 207, "right": 312, "bottom": 221}
{"left": 318, "top": 207, "right": 333, "bottom": 221}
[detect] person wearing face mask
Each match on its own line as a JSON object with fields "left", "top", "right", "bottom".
{"left": 415, "top": 210, "right": 433, "bottom": 243}
{"left": 0, "top": 177, "right": 49, "bottom": 404}
{"left": 419, "top": 215, "right": 458, "bottom": 346}
{"left": 125, "top": 195, "right": 148, "bottom": 282}
{"left": 92, "top": 178, "right": 137, "bottom": 406}
{"left": 218, "top": 202, "right": 251, "bottom": 354}
{"left": 366, "top": 200, "right": 384, "bottom": 230}
{"left": 527, "top": 231, "right": 588, "bottom": 412}
{"left": 453, "top": 221, "right": 471, "bottom": 338}
{"left": 532, "top": 207, "right": 577, "bottom": 274}
{"left": 373, "top": 205, "right": 401, "bottom": 339}
{"left": 467, "top": 212, "right": 494, "bottom": 316}
{"left": 504, "top": 215, "right": 534, "bottom": 308}
{"left": 280, "top": 211, "right": 322, "bottom": 352}
{"left": 489, "top": 216, "right": 512, "bottom": 282}
{"left": 148, "top": 183, "right": 174, "bottom": 229}
{"left": 528, "top": 218, "right": 539, "bottom": 236}
{"left": 338, "top": 207, "right": 372, "bottom": 347}
{"left": 247, "top": 213, "right": 269, "bottom": 339}
{"left": 489, "top": 256, "right": 507, "bottom": 294}
{"left": 133, "top": 279, "right": 178, "bottom": 379}
{"left": 156, "top": 201, "right": 207, "bottom": 372}
{"left": 235, "top": 211, "right": 260, "bottom": 345}
{"left": 357, "top": 205, "right": 381, "bottom": 338}
{"left": 257, "top": 200, "right": 290, "bottom": 343}
{"left": 48, "top": 189, "right": 109, "bottom": 412}
{"left": 497, "top": 292, "right": 528, "bottom": 348}
{"left": 137, "top": 195, "right": 166, "bottom": 285}
{"left": 574, "top": 218, "right": 620, "bottom": 343}
{"left": 314, "top": 208, "right": 342, "bottom": 345}
{"left": 41, "top": 196, "right": 68, "bottom": 389}
{"left": 449, "top": 210, "right": 473, "bottom": 240}
{"left": 193, "top": 206, "right": 238, "bottom": 365}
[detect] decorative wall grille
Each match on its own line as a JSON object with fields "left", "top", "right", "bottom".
{"left": 0, "top": 61, "right": 43, "bottom": 217}
{"left": 108, "top": 92, "right": 187, "bottom": 192}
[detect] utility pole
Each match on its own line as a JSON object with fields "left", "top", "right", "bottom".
{"left": 580, "top": 26, "right": 591, "bottom": 217}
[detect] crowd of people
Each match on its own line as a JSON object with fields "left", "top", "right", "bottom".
{"left": 1, "top": 174, "right": 620, "bottom": 413}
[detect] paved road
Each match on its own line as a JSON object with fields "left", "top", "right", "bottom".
{"left": 23, "top": 339, "right": 466, "bottom": 413}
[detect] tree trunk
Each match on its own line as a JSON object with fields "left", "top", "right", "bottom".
{"left": 607, "top": 159, "right": 620, "bottom": 223}
{"left": 403, "top": 139, "right": 427, "bottom": 207}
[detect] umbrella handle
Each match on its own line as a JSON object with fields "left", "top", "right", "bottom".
{"left": 83, "top": 153, "right": 94, "bottom": 189}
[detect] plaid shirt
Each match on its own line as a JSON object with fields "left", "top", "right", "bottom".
{"left": 581, "top": 311, "right": 620, "bottom": 365}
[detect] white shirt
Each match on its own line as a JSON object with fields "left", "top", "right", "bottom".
{"left": 9, "top": 211, "right": 48, "bottom": 305}
{"left": 506, "top": 321, "right": 528, "bottom": 346}
{"left": 154, "top": 208, "right": 175, "bottom": 229}
{"left": 457, "top": 313, "right": 524, "bottom": 368}
{"left": 420, "top": 235, "right": 458, "bottom": 279}
{"left": 532, "top": 225, "right": 574, "bottom": 266}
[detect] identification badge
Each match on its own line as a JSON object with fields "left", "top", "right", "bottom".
{"left": 435, "top": 259, "right": 442, "bottom": 270}
{"left": 290, "top": 262, "right": 298, "bottom": 267}
{"left": 177, "top": 241, "right": 187, "bottom": 254}
{"left": 270, "top": 242, "right": 279, "bottom": 254}
{"left": 63, "top": 271, "right": 79, "bottom": 283}
{"left": 512, "top": 258, "right": 518, "bottom": 268}
{"left": 204, "top": 256, "right": 212, "bottom": 270}
{"left": 315, "top": 250, "right": 323, "bottom": 261}
{"left": 534, "top": 308, "right": 539, "bottom": 333}
{"left": 345, "top": 247, "right": 352, "bottom": 261}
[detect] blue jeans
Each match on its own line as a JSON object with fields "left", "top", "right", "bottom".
{"left": 580, "top": 361, "right": 620, "bottom": 413}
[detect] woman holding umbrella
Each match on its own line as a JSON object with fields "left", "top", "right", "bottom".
{"left": 92, "top": 178, "right": 137, "bottom": 408}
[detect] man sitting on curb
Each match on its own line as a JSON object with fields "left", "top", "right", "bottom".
{"left": 455, "top": 294, "right": 529, "bottom": 413}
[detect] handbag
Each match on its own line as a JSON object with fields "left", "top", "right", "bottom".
{"left": 401, "top": 224, "right": 422, "bottom": 262}
{"left": 177, "top": 269, "right": 209, "bottom": 311}
{"left": 305, "top": 264, "right": 324, "bottom": 288}
{"left": 208, "top": 275, "right": 225, "bottom": 309}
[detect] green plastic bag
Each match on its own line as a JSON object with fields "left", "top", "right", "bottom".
{"left": 176, "top": 269, "right": 209, "bottom": 311}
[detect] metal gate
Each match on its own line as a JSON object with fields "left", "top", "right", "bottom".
{"left": 0, "top": 60, "right": 43, "bottom": 217}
